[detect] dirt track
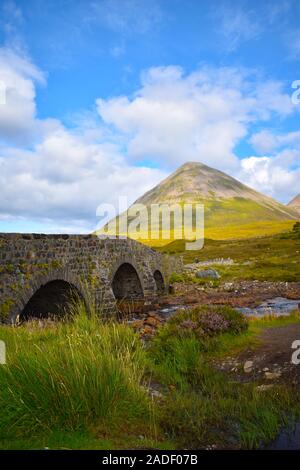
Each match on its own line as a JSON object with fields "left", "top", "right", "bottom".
{"left": 216, "top": 323, "right": 300, "bottom": 386}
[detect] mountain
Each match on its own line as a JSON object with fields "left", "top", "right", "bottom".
{"left": 287, "top": 194, "right": 300, "bottom": 214}
{"left": 134, "top": 162, "right": 298, "bottom": 224}
{"left": 100, "top": 162, "right": 299, "bottom": 244}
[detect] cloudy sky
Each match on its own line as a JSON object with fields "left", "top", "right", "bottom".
{"left": 0, "top": 0, "right": 299, "bottom": 233}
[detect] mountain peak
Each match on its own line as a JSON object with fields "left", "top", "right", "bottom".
{"left": 135, "top": 161, "right": 299, "bottom": 224}
{"left": 177, "top": 161, "right": 206, "bottom": 169}
{"left": 174, "top": 161, "right": 216, "bottom": 174}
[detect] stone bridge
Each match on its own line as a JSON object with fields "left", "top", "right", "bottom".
{"left": 0, "top": 233, "right": 180, "bottom": 323}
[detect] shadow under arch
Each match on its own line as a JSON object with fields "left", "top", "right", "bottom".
{"left": 153, "top": 269, "right": 165, "bottom": 294}
{"left": 20, "top": 279, "right": 84, "bottom": 321}
{"left": 111, "top": 262, "right": 144, "bottom": 300}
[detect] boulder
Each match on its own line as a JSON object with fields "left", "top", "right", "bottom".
{"left": 196, "top": 268, "right": 221, "bottom": 280}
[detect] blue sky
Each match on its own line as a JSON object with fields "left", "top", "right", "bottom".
{"left": 0, "top": 0, "right": 299, "bottom": 233}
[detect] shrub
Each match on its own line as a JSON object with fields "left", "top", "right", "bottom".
{"left": 164, "top": 305, "right": 248, "bottom": 341}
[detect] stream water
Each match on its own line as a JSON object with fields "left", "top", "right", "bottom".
{"left": 157, "top": 297, "right": 300, "bottom": 319}
{"left": 264, "top": 423, "right": 300, "bottom": 450}
{"left": 157, "top": 305, "right": 188, "bottom": 318}
{"left": 236, "top": 297, "right": 300, "bottom": 318}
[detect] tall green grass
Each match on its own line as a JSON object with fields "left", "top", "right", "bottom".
{"left": 0, "top": 302, "right": 150, "bottom": 439}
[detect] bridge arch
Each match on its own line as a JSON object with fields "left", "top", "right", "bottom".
{"left": 153, "top": 269, "right": 165, "bottom": 294}
{"left": 111, "top": 261, "right": 144, "bottom": 300}
{"left": 10, "top": 270, "right": 87, "bottom": 323}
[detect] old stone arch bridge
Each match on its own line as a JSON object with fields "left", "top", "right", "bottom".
{"left": 0, "top": 233, "right": 181, "bottom": 324}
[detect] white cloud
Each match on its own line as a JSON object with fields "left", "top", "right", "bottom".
{"left": 239, "top": 153, "right": 300, "bottom": 203}
{"left": 0, "top": 129, "right": 166, "bottom": 230}
{"left": 97, "top": 66, "right": 295, "bottom": 172}
{"left": 249, "top": 130, "right": 279, "bottom": 154}
{"left": 0, "top": 47, "right": 46, "bottom": 144}
{"left": 246, "top": 125, "right": 300, "bottom": 202}
{"left": 250, "top": 129, "right": 300, "bottom": 154}
{"left": 253, "top": 80, "right": 294, "bottom": 118}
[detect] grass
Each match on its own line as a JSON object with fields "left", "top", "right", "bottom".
{"left": 0, "top": 302, "right": 154, "bottom": 445}
{"left": 249, "top": 310, "right": 300, "bottom": 329}
{"left": 203, "top": 220, "right": 297, "bottom": 241}
{"left": 169, "top": 271, "right": 221, "bottom": 288}
{"left": 160, "top": 230, "right": 300, "bottom": 282}
{"left": 1, "top": 301, "right": 300, "bottom": 449}
{"left": 0, "top": 429, "right": 175, "bottom": 451}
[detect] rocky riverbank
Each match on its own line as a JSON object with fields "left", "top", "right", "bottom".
{"left": 171, "top": 280, "right": 300, "bottom": 308}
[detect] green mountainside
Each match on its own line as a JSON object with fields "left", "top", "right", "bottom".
{"left": 99, "top": 162, "right": 299, "bottom": 244}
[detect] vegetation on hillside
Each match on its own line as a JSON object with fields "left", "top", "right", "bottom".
{"left": 159, "top": 225, "right": 300, "bottom": 282}
{"left": 99, "top": 214, "right": 298, "bottom": 248}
